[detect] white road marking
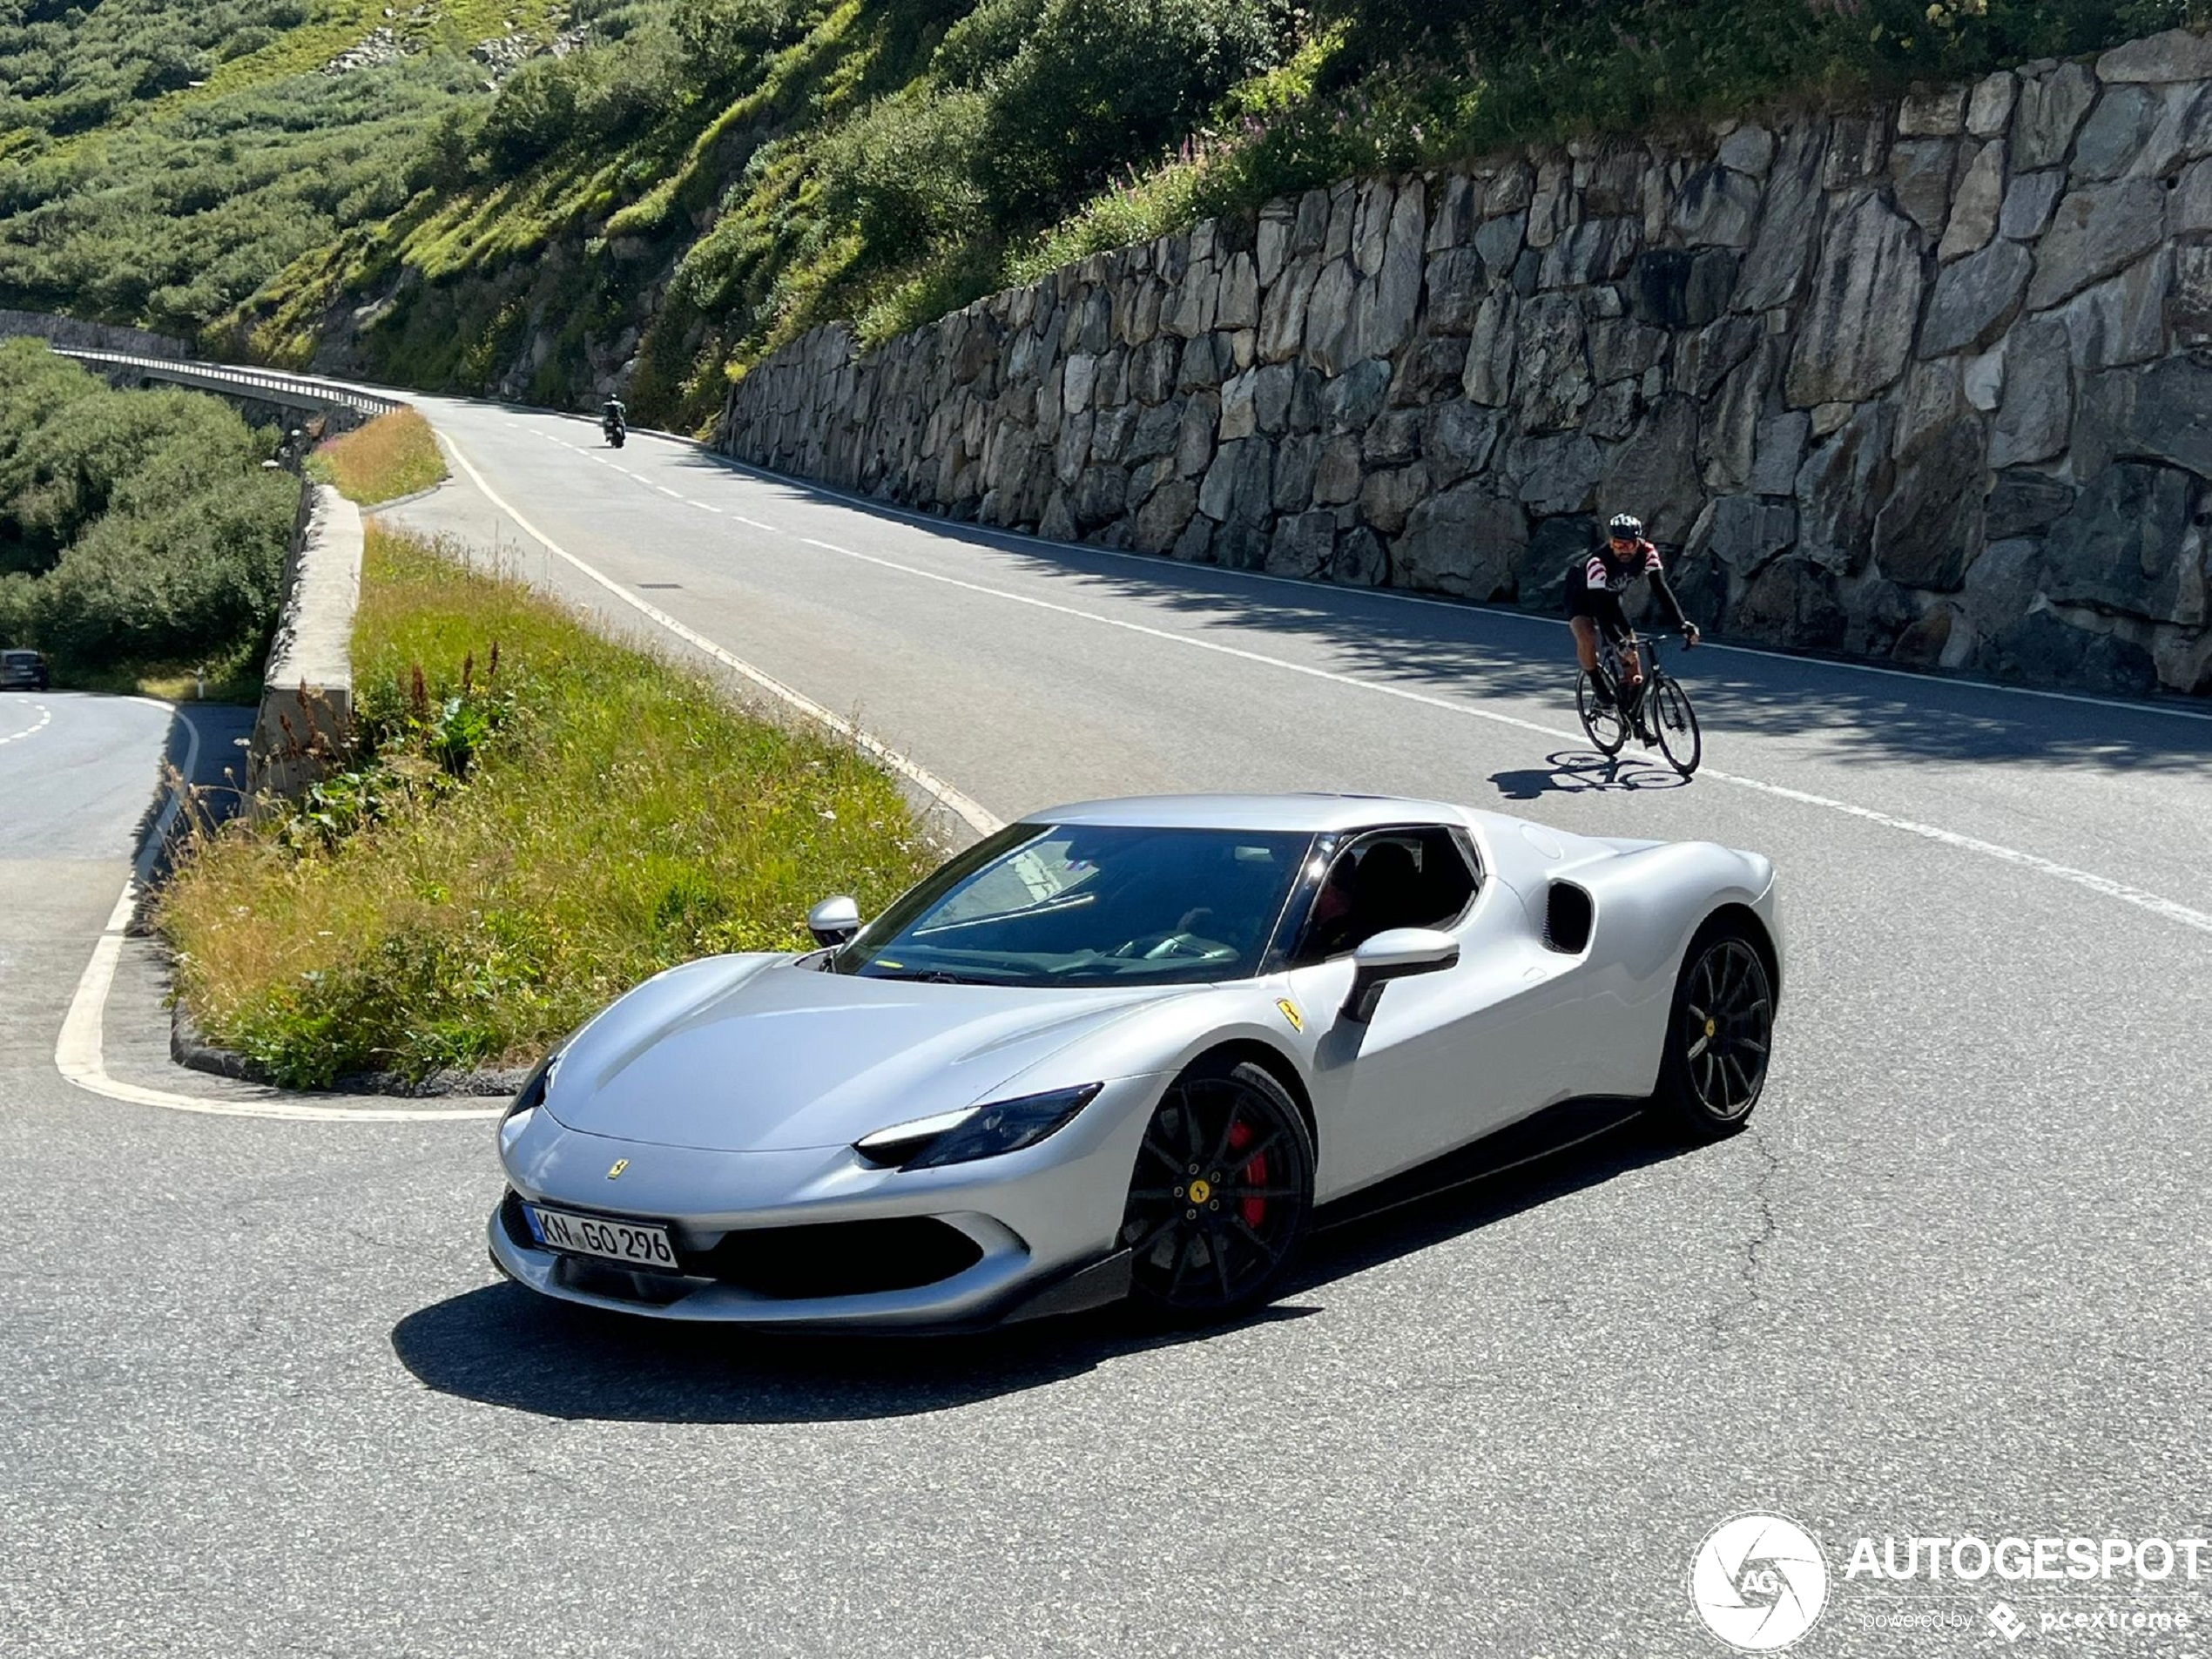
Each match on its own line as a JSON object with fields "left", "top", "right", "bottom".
{"left": 418, "top": 399, "right": 2209, "bottom": 936}
{"left": 713, "top": 452, "right": 2212, "bottom": 727}
{"left": 0, "top": 700, "right": 52, "bottom": 745}
{"left": 777, "top": 533, "right": 2212, "bottom": 940}
{"left": 689, "top": 501, "right": 721, "bottom": 515}
{"left": 55, "top": 705, "right": 502, "bottom": 1123}
{"left": 436, "top": 433, "right": 1002, "bottom": 838}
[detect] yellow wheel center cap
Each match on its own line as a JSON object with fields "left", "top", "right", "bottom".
{"left": 1187, "top": 1177, "right": 1213, "bottom": 1205}
{"left": 1704, "top": 1017, "right": 1717, "bottom": 1039}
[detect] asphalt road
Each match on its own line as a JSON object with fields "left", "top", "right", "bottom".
{"left": 2, "top": 395, "right": 2209, "bottom": 1658}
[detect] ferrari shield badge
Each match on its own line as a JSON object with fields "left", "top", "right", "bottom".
{"left": 1276, "top": 998, "right": 1305, "bottom": 1033}
{"left": 606, "top": 1158, "right": 630, "bottom": 1180}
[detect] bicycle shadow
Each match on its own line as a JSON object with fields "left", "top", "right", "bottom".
{"left": 1490, "top": 749, "right": 1690, "bottom": 800}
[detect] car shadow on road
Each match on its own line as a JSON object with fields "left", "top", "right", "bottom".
{"left": 390, "top": 1098, "right": 1696, "bottom": 1425}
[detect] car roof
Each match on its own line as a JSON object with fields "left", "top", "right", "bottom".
{"left": 1025, "top": 792, "right": 1480, "bottom": 834}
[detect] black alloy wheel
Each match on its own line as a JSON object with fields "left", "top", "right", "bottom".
{"left": 1656, "top": 928, "right": 1774, "bottom": 1139}
{"left": 1577, "top": 669, "right": 1629, "bottom": 756}
{"left": 1652, "top": 673, "right": 1703, "bottom": 776}
{"left": 1119, "top": 1058, "right": 1314, "bottom": 1322}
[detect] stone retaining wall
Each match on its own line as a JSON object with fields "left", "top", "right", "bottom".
{"left": 248, "top": 482, "right": 361, "bottom": 803}
{"left": 722, "top": 27, "right": 2212, "bottom": 698}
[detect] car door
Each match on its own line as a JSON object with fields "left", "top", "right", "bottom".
{"left": 1287, "top": 827, "right": 1592, "bottom": 1199}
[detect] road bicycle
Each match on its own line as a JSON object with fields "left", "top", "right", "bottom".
{"left": 1575, "top": 631, "right": 1703, "bottom": 777}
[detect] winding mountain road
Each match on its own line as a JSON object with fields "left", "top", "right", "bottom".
{"left": 2, "top": 383, "right": 2208, "bottom": 1656}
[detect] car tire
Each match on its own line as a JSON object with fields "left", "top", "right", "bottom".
{"left": 1654, "top": 922, "right": 1775, "bottom": 1141}
{"left": 1118, "top": 1056, "right": 1314, "bottom": 1325}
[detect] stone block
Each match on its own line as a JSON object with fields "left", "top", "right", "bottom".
{"left": 1872, "top": 418, "right": 1988, "bottom": 589}
{"left": 1939, "top": 139, "right": 2006, "bottom": 261}
{"left": 1512, "top": 293, "right": 1592, "bottom": 431}
{"left": 1514, "top": 434, "right": 1602, "bottom": 516}
{"left": 2041, "top": 461, "right": 2203, "bottom": 623}
{"left": 1968, "top": 71, "right": 2019, "bottom": 138}
{"left": 1899, "top": 86, "right": 1967, "bottom": 137}
{"left": 1669, "top": 164, "right": 1762, "bottom": 246}
{"left": 1394, "top": 483, "right": 1527, "bottom": 599}
{"left": 1991, "top": 314, "right": 2070, "bottom": 471}
{"left": 1359, "top": 463, "right": 1431, "bottom": 535}
{"left": 2000, "top": 169, "right": 2065, "bottom": 240}
{"left": 1919, "top": 238, "right": 2033, "bottom": 358}
{"left": 1737, "top": 125, "right": 1826, "bottom": 311}
{"left": 1751, "top": 410, "right": 1811, "bottom": 496}
{"left": 2014, "top": 61, "right": 2099, "bottom": 171}
{"left": 1423, "top": 401, "right": 1505, "bottom": 485}
{"left": 2096, "top": 27, "right": 2212, "bottom": 84}
{"left": 1891, "top": 138, "right": 1958, "bottom": 236}
{"left": 1786, "top": 192, "right": 1922, "bottom": 408}
{"left": 1600, "top": 395, "right": 1704, "bottom": 540}
{"left": 1707, "top": 496, "right": 1799, "bottom": 575}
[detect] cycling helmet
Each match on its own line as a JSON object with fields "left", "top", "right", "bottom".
{"left": 1608, "top": 513, "right": 1643, "bottom": 541}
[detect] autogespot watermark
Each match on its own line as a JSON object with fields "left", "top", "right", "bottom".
{"left": 1689, "top": 1520, "right": 2211, "bottom": 1652}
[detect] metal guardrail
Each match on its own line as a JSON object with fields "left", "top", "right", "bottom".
{"left": 51, "top": 347, "right": 408, "bottom": 418}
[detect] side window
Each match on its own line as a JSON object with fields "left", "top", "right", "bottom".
{"left": 1294, "top": 826, "right": 1478, "bottom": 963}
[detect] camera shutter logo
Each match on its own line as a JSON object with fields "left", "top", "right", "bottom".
{"left": 1689, "top": 1514, "right": 1831, "bottom": 1651}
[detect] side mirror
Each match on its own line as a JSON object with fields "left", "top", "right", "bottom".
{"left": 806, "top": 895, "right": 862, "bottom": 948}
{"left": 1341, "top": 927, "right": 1460, "bottom": 1023}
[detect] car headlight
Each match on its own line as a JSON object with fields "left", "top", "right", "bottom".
{"left": 854, "top": 1082, "right": 1103, "bottom": 1170}
{"left": 502, "top": 1045, "right": 565, "bottom": 1130}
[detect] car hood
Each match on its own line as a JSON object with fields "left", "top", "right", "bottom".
{"left": 542, "top": 955, "right": 1184, "bottom": 1152}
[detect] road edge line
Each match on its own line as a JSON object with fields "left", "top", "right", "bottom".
{"left": 431, "top": 428, "right": 1003, "bottom": 839}
{"left": 54, "top": 702, "right": 503, "bottom": 1123}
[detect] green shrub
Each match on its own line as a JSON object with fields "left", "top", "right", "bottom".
{"left": 0, "top": 341, "right": 293, "bottom": 675}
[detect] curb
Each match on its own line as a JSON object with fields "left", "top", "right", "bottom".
{"left": 167, "top": 1001, "right": 530, "bottom": 1097}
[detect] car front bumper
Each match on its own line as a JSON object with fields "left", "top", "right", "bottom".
{"left": 487, "top": 1074, "right": 1162, "bottom": 1329}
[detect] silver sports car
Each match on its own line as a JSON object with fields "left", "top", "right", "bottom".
{"left": 489, "top": 793, "right": 1783, "bottom": 1328}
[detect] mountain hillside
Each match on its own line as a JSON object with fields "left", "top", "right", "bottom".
{"left": 3, "top": 0, "right": 2202, "bottom": 434}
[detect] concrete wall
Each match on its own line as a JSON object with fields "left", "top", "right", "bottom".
{"left": 721, "top": 27, "right": 2212, "bottom": 698}
{"left": 248, "top": 483, "right": 361, "bottom": 803}
{"left": 0, "top": 308, "right": 192, "bottom": 360}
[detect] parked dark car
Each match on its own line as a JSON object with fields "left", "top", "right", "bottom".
{"left": 2, "top": 649, "right": 49, "bottom": 691}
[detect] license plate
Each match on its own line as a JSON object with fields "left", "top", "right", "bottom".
{"left": 524, "top": 1204, "right": 680, "bottom": 1271}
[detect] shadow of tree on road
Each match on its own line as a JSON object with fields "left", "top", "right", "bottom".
{"left": 667, "top": 451, "right": 2212, "bottom": 776}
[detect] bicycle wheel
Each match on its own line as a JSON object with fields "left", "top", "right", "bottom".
{"left": 1652, "top": 672, "right": 1702, "bottom": 775}
{"left": 1577, "top": 670, "right": 1629, "bottom": 756}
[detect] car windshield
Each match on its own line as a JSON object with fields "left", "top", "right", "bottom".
{"left": 834, "top": 823, "right": 1313, "bottom": 987}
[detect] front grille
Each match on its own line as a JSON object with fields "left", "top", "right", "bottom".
{"left": 497, "top": 1190, "right": 536, "bottom": 1251}
{"left": 556, "top": 1257, "right": 698, "bottom": 1305}
{"left": 506, "top": 1189, "right": 985, "bottom": 1301}
{"left": 685, "top": 1217, "right": 985, "bottom": 1299}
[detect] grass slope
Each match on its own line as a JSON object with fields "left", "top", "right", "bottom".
{"left": 10, "top": 2, "right": 2209, "bottom": 435}
{"left": 159, "top": 523, "right": 937, "bottom": 1085}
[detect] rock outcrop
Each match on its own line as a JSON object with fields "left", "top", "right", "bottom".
{"left": 722, "top": 29, "right": 2212, "bottom": 698}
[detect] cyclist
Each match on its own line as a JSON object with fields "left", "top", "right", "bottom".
{"left": 1568, "top": 512, "right": 1700, "bottom": 738}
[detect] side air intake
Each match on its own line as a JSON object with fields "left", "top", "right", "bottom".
{"left": 1544, "top": 883, "right": 1594, "bottom": 954}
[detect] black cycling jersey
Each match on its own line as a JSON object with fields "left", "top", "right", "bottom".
{"left": 1565, "top": 536, "right": 1690, "bottom": 637}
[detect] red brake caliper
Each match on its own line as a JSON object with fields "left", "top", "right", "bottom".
{"left": 1228, "top": 1119, "right": 1266, "bottom": 1228}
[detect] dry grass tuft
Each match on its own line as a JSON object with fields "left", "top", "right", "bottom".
{"left": 307, "top": 408, "right": 448, "bottom": 506}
